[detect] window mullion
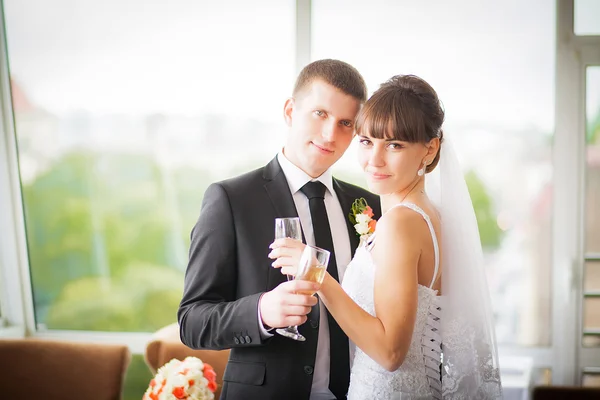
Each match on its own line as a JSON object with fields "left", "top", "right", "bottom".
{"left": 0, "top": 2, "right": 35, "bottom": 336}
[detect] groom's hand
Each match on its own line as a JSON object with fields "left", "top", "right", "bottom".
{"left": 259, "top": 280, "right": 319, "bottom": 328}
{"left": 268, "top": 238, "right": 305, "bottom": 276}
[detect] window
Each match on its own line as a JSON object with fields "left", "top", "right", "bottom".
{"left": 3, "top": 0, "right": 598, "bottom": 389}
{"left": 583, "top": 66, "right": 600, "bottom": 347}
{"left": 574, "top": 0, "right": 600, "bottom": 36}
{"left": 583, "top": 372, "right": 600, "bottom": 387}
{"left": 313, "top": 0, "right": 556, "bottom": 347}
{"left": 3, "top": 0, "right": 295, "bottom": 332}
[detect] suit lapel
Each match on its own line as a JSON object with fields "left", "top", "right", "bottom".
{"left": 333, "top": 178, "right": 360, "bottom": 257}
{"left": 263, "top": 157, "right": 299, "bottom": 220}
{"left": 263, "top": 157, "right": 301, "bottom": 288}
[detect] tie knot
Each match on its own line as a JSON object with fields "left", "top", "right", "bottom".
{"left": 300, "top": 181, "right": 327, "bottom": 200}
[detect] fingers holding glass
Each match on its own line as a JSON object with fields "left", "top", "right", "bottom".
{"left": 269, "top": 238, "right": 306, "bottom": 276}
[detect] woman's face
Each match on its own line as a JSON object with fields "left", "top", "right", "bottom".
{"left": 357, "top": 131, "right": 431, "bottom": 195}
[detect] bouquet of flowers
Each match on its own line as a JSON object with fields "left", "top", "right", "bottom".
{"left": 143, "top": 356, "right": 218, "bottom": 400}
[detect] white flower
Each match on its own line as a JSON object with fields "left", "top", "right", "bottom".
{"left": 183, "top": 356, "right": 204, "bottom": 371}
{"left": 355, "top": 213, "right": 370, "bottom": 225}
{"left": 144, "top": 357, "right": 215, "bottom": 400}
{"left": 170, "top": 373, "right": 189, "bottom": 388}
{"left": 354, "top": 222, "right": 370, "bottom": 235}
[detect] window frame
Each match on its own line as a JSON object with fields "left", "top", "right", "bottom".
{"left": 0, "top": 0, "right": 597, "bottom": 385}
{"left": 0, "top": 2, "right": 33, "bottom": 338}
{"left": 578, "top": 33, "right": 600, "bottom": 387}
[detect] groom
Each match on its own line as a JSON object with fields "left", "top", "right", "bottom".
{"left": 178, "top": 59, "right": 381, "bottom": 400}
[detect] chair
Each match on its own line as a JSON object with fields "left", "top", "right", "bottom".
{"left": 144, "top": 323, "right": 230, "bottom": 399}
{"left": 532, "top": 386, "right": 600, "bottom": 399}
{"left": 0, "top": 338, "right": 130, "bottom": 400}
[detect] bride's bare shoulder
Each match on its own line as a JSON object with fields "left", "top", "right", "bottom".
{"left": 376, "top": 206, "right": 425, "bottom": 238}
{"left": 378, "top": 202, "right": 440, "bottom": 241}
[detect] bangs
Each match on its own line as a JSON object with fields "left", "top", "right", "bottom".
{"left": 356, "top": 88, "right": 428, "bottom": 143}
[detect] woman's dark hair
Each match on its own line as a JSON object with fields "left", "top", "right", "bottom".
{"left": 356, "top": 75, "right": 444, "bottom": 172}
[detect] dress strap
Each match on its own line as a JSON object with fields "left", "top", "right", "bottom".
{"left": 385, "top": 202, "right": 440, "bottom": 289}
{"left": 365, "top": 232, "right": 377, "bottom": 251}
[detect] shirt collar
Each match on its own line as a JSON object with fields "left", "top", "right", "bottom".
{"left": 277, "top": 149, "right": 334, "bottom": 196}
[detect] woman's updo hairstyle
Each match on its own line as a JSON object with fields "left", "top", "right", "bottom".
{"left": 356, "top": 75, "right": 444, "bottom": 172}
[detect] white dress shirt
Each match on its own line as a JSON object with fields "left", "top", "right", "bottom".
{"left": 257, "top": 151, "right": 352, "bottom": 400}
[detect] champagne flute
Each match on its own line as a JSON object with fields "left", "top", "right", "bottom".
{"left": 274, "top": 218, "right": 303, "bottom": 340}
{"left": 275, "top": 244, "right": 330, "bottom": 341}
{"left": 275, "top": 217, "right": 302, "bottom": 243}
{"left": 275, "top": 218, "right": 302, "bottom": 284}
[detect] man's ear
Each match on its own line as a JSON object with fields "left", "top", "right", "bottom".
{"left": 283, "top": 98, "right": 294, "bottom": 127}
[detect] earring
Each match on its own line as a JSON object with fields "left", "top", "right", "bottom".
{"left": 417, "top": 160, "right": 428, "bottom": 177}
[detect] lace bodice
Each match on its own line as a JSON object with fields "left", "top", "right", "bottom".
{"left": 341, "top": 203, "right": 443, "bottom": 400}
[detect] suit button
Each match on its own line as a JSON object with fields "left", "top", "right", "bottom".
{"left": 310, "top": 320, "right": 318, "bottom": 329}
{"left": 303, "top": 365, "right": 314, "bottom": 375}
{"left": 245, "top": 335, "right": 252, "bottom": 343}
{"left": 239, "top": 336, "right": 246, "bottom": 344}
{"left": 234, "top": 337, "right": 240, "bottom": 345}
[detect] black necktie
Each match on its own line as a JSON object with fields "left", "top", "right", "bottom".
{"left": 300, "top": 181, "right": 350, "bottom": 399}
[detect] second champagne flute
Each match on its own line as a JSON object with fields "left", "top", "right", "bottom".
{"left": 275, "top": 244, "right": 330, "bottom": 341}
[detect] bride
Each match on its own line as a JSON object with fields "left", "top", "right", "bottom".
{"left": 271, "top": 75, "right": 502, "bottom": 399}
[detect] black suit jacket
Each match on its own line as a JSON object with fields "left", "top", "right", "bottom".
{"left": 178, "top": 156, "right": 381, "bottom": 400}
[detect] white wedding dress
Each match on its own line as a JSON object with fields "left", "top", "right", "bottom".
{"left": 341, "top": 199, "right": 503, "bottom": 399}
{"left": 342, "top": 202, "right": 443, "bottom": 400}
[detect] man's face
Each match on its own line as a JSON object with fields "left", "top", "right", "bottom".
{"left": 283, "top": 80, "right": 361, "bottom": 178}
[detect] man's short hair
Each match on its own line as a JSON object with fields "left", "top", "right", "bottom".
{"left": 292, "top": 59, "right": 367, "bottom": 102}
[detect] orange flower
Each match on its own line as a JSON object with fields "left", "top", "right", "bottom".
{"left": 203, "top": 364, "right": 217, "bottom": 382}
{"left": 188, "top": 379, "right": 195, "bottom": 386}
{"left": 172, "top": 386, "right": 187, "bottom": 399}
{"left": 364, "top": 206, "right": 374, "bottom": 218}
{"left": 368, "top": 219, "right": 377, "bottom": 233}
{"left": 207, "top": 380, "right": 218, "bottom": 393}
{"left": 150, "top": 380, "right": 166, "bottom": 400}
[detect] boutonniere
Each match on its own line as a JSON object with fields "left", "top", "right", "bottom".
{"left": 348, "top": 198, "right": 377, "bottom": 239}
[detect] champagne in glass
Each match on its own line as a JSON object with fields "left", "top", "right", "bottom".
{"left": 276, "top": 245, "right": 330, "bottom": 341}
{"left": 295, "top": 264, "right": 327, "bottom": 295}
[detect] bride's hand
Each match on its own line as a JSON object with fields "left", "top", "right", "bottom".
{"left": 268, "top": 238, "right": 306, "bottom": 276}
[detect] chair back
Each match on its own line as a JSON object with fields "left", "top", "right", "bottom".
{"left": 0, "top": 338, "right": 130, "bottom": 400}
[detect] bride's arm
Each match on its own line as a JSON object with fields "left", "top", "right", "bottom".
{"left": 318, "top": 209, "right": 421, "bottom": 372}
